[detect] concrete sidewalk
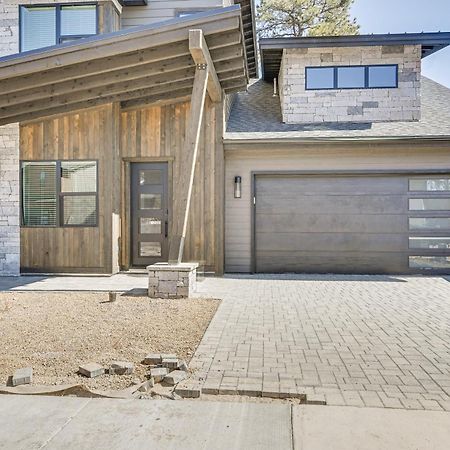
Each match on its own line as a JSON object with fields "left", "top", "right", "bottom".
{"left": 1, "top": 396, "right": 450, "bottom": 450}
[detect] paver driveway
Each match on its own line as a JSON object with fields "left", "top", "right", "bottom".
{"left": 190, "top": 275, "right": 450, "bottom": 411}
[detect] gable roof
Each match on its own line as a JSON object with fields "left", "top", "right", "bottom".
{"left": 0, "top": 6, "right": 248, "bottom": 125}
{"left": 261, "top": 32, "right": 450, "bottom": 81}
{"left": 225, "top": 77, "right": 450, "bottom": 142}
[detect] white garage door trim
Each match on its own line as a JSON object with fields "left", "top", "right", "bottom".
{"left": 251, "top": 170, "right": 450, "bottom": 274}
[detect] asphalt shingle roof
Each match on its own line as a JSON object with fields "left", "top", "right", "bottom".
{"left": 226, "top": 77, "right": 450, "bottom": 140}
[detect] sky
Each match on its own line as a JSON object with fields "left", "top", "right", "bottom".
{"left": 351, "top": 0, "right": 450, "bottom": 87}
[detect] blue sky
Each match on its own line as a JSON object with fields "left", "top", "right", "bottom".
{"left": 351, "top": 0, "right": 450, "bottom": 87}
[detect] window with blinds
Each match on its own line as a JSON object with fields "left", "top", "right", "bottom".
{"left": 21, "top": 161, "right": 98, "bottom": 227}
{"left": 20, "top": 4, "right": 97, "bottom": 52}
{"left": 22, "top": 162, "right": 57, "bottom": 226}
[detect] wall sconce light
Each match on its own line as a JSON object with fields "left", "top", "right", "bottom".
{"left": 234, "top": 176, "right": 242, "bottom": 199}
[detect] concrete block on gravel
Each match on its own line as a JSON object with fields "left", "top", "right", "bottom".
{"left": 109, "top": 361, "right": 134, "bottom": 375}
{"left": 12, "top": 367, "right": 33, "bottom": 386}
{"left": 178, "top": 360, "right": 189, "bottom": 372}
{"left": 150, "top": 367, "right": 169, "bottom": 383}
{"left": 78, "top": 363, "right": 105, "bottom": 378}
{"left": 142, "top": 353, "right": 161, "bottom": 365}
{"left": 161, "top": 358, "right": 179, "bottom": 370}
{"left": 138, "top": 378, "right": 155, "bottom": 393}
{"left": 164, "top": 370, "right": 187, "bottom": 386}
{"left": 160, "top": 353, "right": 177, "bottom": 360}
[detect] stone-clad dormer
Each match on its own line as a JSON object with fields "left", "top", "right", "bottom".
{"left": 261, "top": 33, "right": 450, "bottom": 125}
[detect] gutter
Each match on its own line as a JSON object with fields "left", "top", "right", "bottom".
{"left": 223, "top": 135, "right": 450, "bottom": 145}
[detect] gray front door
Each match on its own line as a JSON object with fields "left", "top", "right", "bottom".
{"left": 131, "top": 163, "right": 168, "bottom": 266}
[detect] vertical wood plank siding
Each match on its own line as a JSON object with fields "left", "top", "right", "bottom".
{"left": 121, "top": 98, "right": 223, "bottom": 273}
{"left": 19, "top": 98, "right": 225, "bottom": 274}
{"left": 20, "top": 104, "right": 118, "bottom": 273}
{"left": 120, "top": 1, "right": 228, "bottom": 29}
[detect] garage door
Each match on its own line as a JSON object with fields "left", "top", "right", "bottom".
{"left": 254, "top": 174, "right": 450, "bottom": 274}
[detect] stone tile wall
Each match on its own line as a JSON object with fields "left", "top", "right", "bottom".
{"left": 279, "top": 45, "right": 421, "bottom": 124}
{"left": 0, "top": 0, "right": 19, "bottom": 275}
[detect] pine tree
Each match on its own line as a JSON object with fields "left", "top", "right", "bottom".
{"left": 257, "top": 0, "right": 359, "bottom": 38}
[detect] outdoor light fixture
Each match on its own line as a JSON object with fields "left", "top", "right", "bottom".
{"left": 234, "top": 176, "right": 242, "bottom": 198}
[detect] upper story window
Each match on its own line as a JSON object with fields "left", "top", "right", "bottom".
{"left": 305, "top": 65, "right": 398, "bottom": 90}
{"left": 20, "top": 4, "right": 97, "bottom": 52}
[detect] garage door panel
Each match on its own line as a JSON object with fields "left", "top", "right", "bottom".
{"left": 256, "top": 213, "right": 406, "bottom": 233}
{"left": 256, "top": 194, "right": 407, "bottom": 215}
{"left": 255, "top": 232, "right": 407, "bottom": 253}
{"left": 256, "top": 251, "right": 407, "bottom": 274}
{"left": 256, "top": 176, "right": 407, "bottom": 196}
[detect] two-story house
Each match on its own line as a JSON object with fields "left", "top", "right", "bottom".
{"left": 225, "top": 33, "right": 450, "bottom": 274}
{"left": 0, "top": 0, "right": 449, "bottom": 278}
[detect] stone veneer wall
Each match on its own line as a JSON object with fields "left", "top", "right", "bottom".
{"left": 279, "top": 45, "right": 421, "bottom": 124}
{"left": 0, "top": 0, "right": 19, "bottom": 275}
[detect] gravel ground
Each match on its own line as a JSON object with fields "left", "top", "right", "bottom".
{"left": 0, "top": 292, "right": 219, "bottom": 391}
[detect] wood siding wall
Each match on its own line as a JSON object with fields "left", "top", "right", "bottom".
{"left": 19, "top": 99, "right": 224, "bottom": 274}
{"left": 121, "top": 98, "right": 224, "bottom": 273}
{"left": 121, "top": 0, "right": 228, "bottom": 28}
{"left": 224, "top": 142, "right": 450, "bottom": 273}
{"left": 20, "top": 104, "right": 120, "bottom": 273}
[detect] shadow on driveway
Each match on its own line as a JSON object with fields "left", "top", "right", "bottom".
{"left": 223, "top": 273, "right": 409, "bottom": 282}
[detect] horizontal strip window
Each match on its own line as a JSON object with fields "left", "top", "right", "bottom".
{"left": 20, "top": 4, "right": 97, "bottom": 53}
{"left": 409, "top": 198, "right": 450, "bottom": 211}
{"left": 409, "top": 237, "right": 450, "bottom": 249}
{"left": 21, "top": 160, "right": 98, "bottom": 227}
{"left": 305, "top": 65, "right": 398, "bottom": 90}
{"left": 409, "top": 218, "right": 450, "bottom": 230}
{"left": 409, "top": 256, "right": 450, "bottom": 269}
{"left": 409, "top": 178, "right": 450, "bottom": 192}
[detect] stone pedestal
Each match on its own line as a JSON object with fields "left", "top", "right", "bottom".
{"left": 147, "top": 262, "right": 198, "bottom": 299}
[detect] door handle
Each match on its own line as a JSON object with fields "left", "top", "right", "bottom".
{"left": 165, "top": 220, "right": 168, "bottom": 238}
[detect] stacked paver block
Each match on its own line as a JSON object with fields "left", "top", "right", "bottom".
{"left": 0, "top": 0, "right": 20, "bottom": 276}
{"left": 279, "top": 45, "right": 421, "bottom": 124}
{"left": 147, "top": 262, "right": 198, "bottom": 298}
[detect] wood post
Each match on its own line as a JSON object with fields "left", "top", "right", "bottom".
{"left": 168, "top": 65, "right": 209, "bottom": 264}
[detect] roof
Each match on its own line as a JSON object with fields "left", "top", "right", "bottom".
{"left": 0, "top": 6, "right": 248, "bottom": 126}
{"left": 225, "top": 76, "right": 450, "bottom": 142}
{"left": 261, "top": 32, "right": 450, "bottom": 81}
{"left": 234, "top": 0, "right": 258, "bottom": 78}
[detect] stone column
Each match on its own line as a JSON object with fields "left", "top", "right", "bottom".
{"left": 0, "top": 0, "right": 20, "bottom": 276}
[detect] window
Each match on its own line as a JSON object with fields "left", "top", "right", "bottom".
{"left": 305, "top": 65, "right": 398, "bottom": 90}
{"left": 409, "top": 218, "right": 450, "bottom": 230}
{"left": 409, "top": 237, "right": 450, "bottom": 249}
{"left": 409, "top": 198, "right": 450, "bottom": 211}
{"left": 21, "top": 161, "right": 98, "bottom": 227}
{"left": 20, "top": 4, "right": 97, "bottom": 52}
{"left": 409, "top": 256, "right": 450, "bottom": 270}
{"left": 409, "top": 178, "right": 450, "bottom": 191}
{"left": 337, "top": 67, "right": 365, "bottom": 89}
{"left": 305, "top": 67, "right": 334, "bottom": 90}
{"left": 368, "top": 65, "right": 398, "bottom": 88}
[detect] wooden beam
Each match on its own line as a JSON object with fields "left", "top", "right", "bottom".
{"left": 0, "top": 14, "right": 240, "bottom": 79}
{"left": 0, "top": 68, "right": 196, "bottom": 119}
{"left": 168, "top": 65, "right": 208, "bottom": 264}
{"left": 120, "top": 92, "right": 192, "bottom": 112}
{"left": 0, "top": 83, "right": 195, "bottom": 126}
{"left": 0, "top": 55, "right": 194, "bottom": 108}
{"left": 189, "top": 29, "right": 222, "bottom": 102}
